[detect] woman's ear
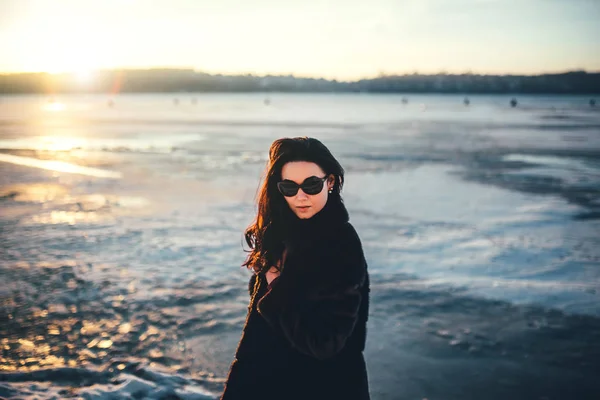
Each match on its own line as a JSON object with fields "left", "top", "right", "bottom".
{"left": 328, "top": 175, "right": 335, "bottom": 191}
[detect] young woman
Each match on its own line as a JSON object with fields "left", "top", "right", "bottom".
{"left": 221, "top": 137, "right": 370, "bottom": 400}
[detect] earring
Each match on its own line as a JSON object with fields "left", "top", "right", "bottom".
{"left": 328, "top": 188, "right": 333, "bottom": 194}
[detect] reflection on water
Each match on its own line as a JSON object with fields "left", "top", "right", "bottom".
{"left": 29, "top": 210, "right": 107, "bottom": 225}
{"left": 2, "top": 262, "right": 188, "bottom": 372}
{"left": 0, "top": 183, "right": 67, "bottom": 203}
{"left": 0, "top": 257, "right": 232, "bottom": 398}
{"left": 1, "top": 181, "right": 151, "bottom": 226}
{"left": 36, "top": 136, "right": 88, "bottom": 152}
{"left": 42, "top": 102, "right": 65, "bottom": 112}
{"left": 0, "top": 154, "right": 122, "bottom": 178}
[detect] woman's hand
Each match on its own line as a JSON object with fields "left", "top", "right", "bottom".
{"left": 266, "top": 266, "right": 280, "bottom": 285}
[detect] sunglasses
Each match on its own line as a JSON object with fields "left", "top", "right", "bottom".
{"left": 277, "top": 176, "right": 328, "bottom": 197}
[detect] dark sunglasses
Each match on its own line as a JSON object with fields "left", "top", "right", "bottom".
{"left": 277, "top": 176, "right": 328, "bottom": 197}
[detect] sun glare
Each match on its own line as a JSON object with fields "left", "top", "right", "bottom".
{"left": 43, "top": 102, "right": 65, "bottom": 112}
{"left": 45, "top": 64, "right": 98, "bottom": 82}
{"left": 0, "top": 154, "right": 122, "bottom": 179}
{"left": 74, "top": 69, "right": 95, "bottom": 83}
{"left": 31, "top": 20, "right": 108, "bottom": 79}
{"left": 37, "top": 136, "right": 87, "bottom": 152}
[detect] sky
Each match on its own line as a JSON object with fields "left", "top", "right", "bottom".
{"left": 0, "top": 0, "right": 599, "bottom": 80}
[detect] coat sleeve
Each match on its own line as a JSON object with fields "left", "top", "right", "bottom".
{"left": 257, "top": 224, "right": 366, "bottom": 360}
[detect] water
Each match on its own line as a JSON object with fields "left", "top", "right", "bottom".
{"left": 1, "top": 93, "right": 599, "bottom": 399}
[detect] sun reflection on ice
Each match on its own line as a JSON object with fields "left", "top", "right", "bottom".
{"left": 0, "top": 154, "right": 122, "bottom": 179}
{"left": 38, "top": 136, "right": 88, "bottom": 151}
{"left": 30, "top": 210, "right": 106, "bottom": 225}
{"left": 43, "top": 101, "right": 65, "bottom": 112}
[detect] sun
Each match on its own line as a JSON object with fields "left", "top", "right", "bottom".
{"left": 74, "top": 69, "right": 94, "bottom": 81}
{"left": 42, "top": 53, "right": 101, "bottom": 86}
{"left": 45, "top": 57, "right": 99, "bottom": 77}
{"left": 34, "top": 22, "right": 109, "bottom": 79}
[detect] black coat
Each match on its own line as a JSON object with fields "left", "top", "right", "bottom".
{"left": 221, "top": 199, "right": 370, "bottom": 400}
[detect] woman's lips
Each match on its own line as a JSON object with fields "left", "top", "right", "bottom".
{"left": 296, "top": 206, "right": 311, "bottom": 212}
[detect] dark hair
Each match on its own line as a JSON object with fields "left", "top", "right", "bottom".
{"left": 243, "top": 137, "right": 345, "bottom": 273}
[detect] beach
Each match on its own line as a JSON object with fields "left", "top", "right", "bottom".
{"left": 1, "top": 93, "right": 599, "bottom": 399}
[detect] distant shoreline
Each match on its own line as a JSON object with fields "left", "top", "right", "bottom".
{"left": 1, "top": 92, "right": 599, "bottom": 97}
{"left": 1, "top": 69, "right": 599, "bottom": 95}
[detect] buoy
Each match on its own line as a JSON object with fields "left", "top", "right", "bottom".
{"left": 510, "top": 98, "right": 518, "bottom": 108}
{"left": 463, "top": 97, "right": 470, "bottom": 106}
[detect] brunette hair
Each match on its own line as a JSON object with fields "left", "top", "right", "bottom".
{"left": 243, "top": 137, "right": 345, "bottom": 273}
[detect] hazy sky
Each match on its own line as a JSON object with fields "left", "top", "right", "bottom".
{"left": 1, "top": 0, "right": 598, "bottom": 79}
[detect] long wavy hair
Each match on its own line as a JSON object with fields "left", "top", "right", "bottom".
{"left": 243, "top": 137, "right": 345, "bottom": 274}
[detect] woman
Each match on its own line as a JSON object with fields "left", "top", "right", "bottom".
{"left": 221, "top": 137, "right": 370, "bottom": 400}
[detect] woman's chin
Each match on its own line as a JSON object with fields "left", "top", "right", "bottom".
{"left": 294, "top": 207, "right": 314, "bottom": 219}
{"left": 295, "top": 213, "right": 314, "bottom": 219}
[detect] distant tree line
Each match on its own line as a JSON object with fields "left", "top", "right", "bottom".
{"left": 0, "top": 69, "right": 599, "bottom": 94}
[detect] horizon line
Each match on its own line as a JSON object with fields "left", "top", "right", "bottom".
{"left": 1, "top": 67, "right": 599, "bottom": 82}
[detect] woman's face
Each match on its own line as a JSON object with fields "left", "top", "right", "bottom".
{"left": 280, "top": 161, "right": 334, "bottom": 219}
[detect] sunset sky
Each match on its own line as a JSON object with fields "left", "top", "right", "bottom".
{"left": 1, "top": 0, "right": 599, "bottom": 80}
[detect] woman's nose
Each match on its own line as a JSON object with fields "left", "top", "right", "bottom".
{"left": 296, "top": 189, "right": 309, "bottom": 199}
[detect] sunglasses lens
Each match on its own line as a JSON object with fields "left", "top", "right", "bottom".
{"left": 277, "top": 182, "right": 298, "bottom": 197}
{"left": 302, "top": 178, "right": 324, "bottom": 195}
{"left": 278, "top": 177, "right": 327, "bottom": 197}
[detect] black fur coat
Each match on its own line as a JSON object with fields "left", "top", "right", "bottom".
{"left": 221, "top": 198, "right": 370, "bottom": 400}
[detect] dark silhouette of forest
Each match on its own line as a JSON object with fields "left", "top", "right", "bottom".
{"left": 1, "top": 69, "right": 599, "bottom": 94}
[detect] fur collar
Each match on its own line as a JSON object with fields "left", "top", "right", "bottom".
{"left": 280, "top": 195, "right": 349, "bottom": 249}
